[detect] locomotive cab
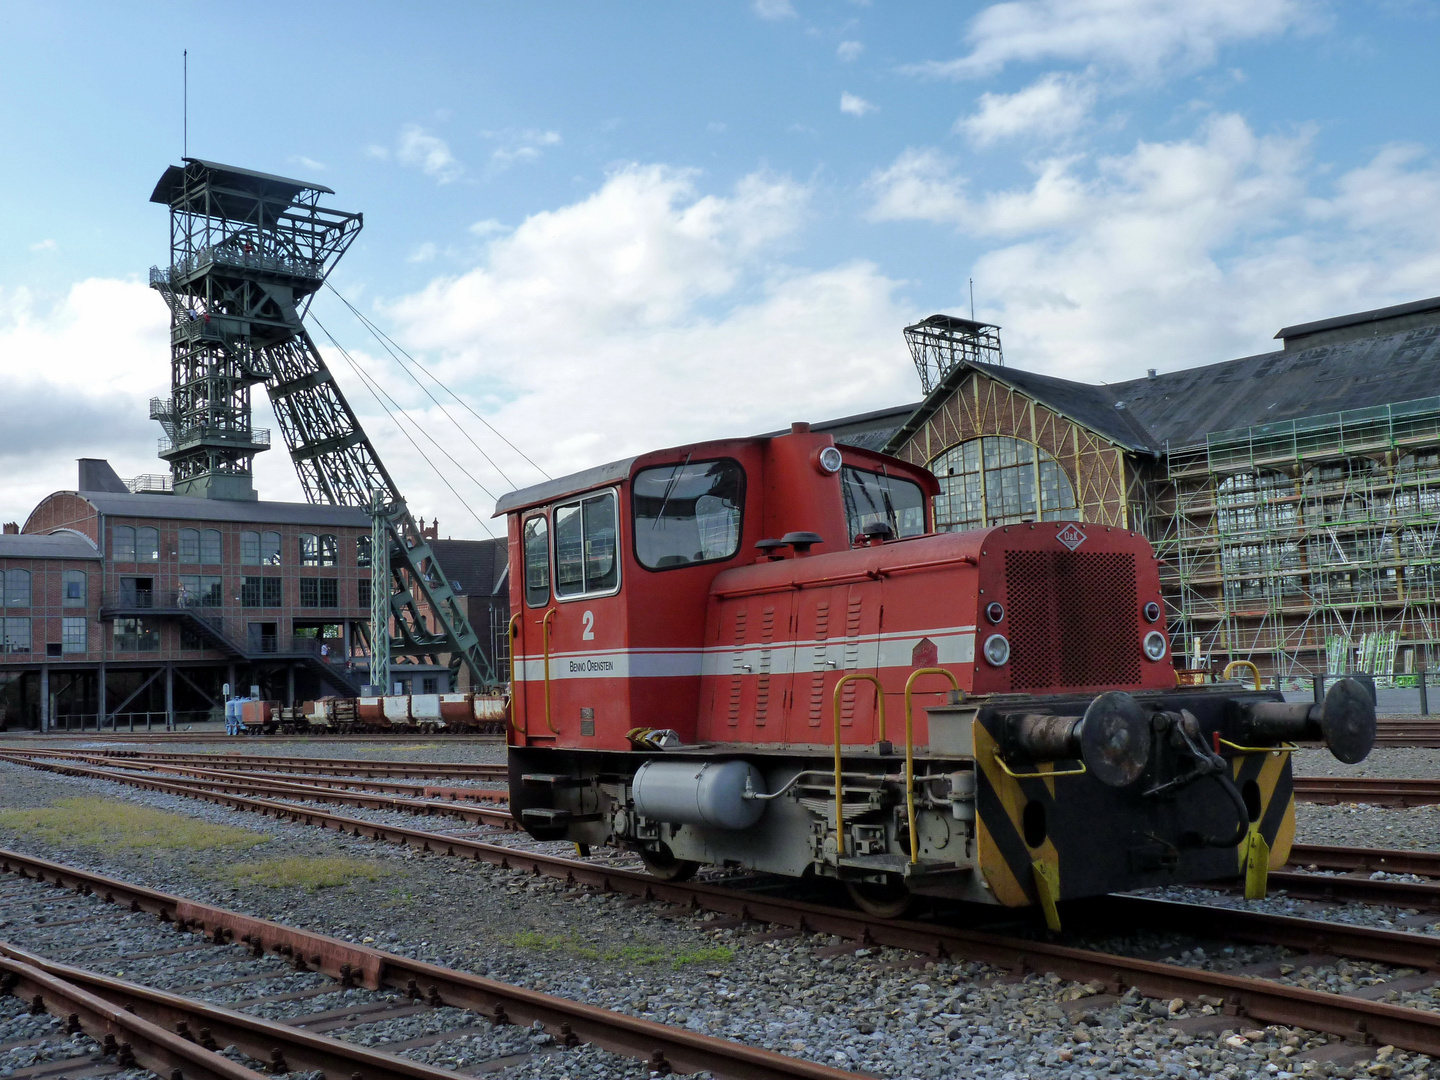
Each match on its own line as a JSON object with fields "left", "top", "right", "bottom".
{"left": 500, "top": 425, "right": 1375, "bottom": 918}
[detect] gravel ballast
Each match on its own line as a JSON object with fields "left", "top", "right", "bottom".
{"left": 0, "top": 743, "right": 1437, "bottom": 1078}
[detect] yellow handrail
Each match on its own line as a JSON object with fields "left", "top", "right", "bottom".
{"left": 1216, "top": 736, "right": 1298, "bottom": 755}
{"left": 507, "top": 614, "right": 522, "bottom": 735}
{"left": 1223, "top": 660, "right": 1262, "bottom": 691}
{"left": 902, "top": 668, "right": 961, "bottom": 864}
{"left": 992, "top": 751, "right": 1087, "bottom": 780}
{"left": 541, "top": 608, "right": 558, "bottom": 734}
{"left": 830, "top": 672, "right": 887, "bottom": 857}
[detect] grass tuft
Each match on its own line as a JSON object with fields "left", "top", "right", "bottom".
{"left": 0, "top": 798, "right": 268, "bottom": 851}
{"left": 506, "top": 930, "right": 733, "bottom": 970}
{"left": 221, "top": 856, "right": 385, "bottom": 892}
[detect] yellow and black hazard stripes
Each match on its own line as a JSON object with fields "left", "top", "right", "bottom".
{"left": 973, "top": 719, "right": 1063, "bottom": 907}
{"left": 1231, "top": 748, "right": 1296, "bottom": 871}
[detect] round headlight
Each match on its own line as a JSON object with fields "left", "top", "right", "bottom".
{"left": 1143, "top": 601, "right": 1161, "bottom": 623}
{"left": 983, "top": 634, "right": 1010, "bottom": 667}
{"left": 986, "top": 602, "right": 1005, "bottom": 624}
{"left": 1143, "top": 631, "right": 1167, "bottom": 661}
{"left": 816, "top": 446, "right": 843, "bottom": 475}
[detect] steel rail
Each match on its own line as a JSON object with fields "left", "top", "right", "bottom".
{"left": 0, "top": 849, "right": 858, "bottom": 1080}
{"left": 0, "top": 949, "right": 266, "bottom": 1080}
{"left": 1294, "top": 776, "right": 1440, "bottom": 807}
{"left": 27, "top": 755, "right": 516, "bottom": 829}
{"left": 15, "top": 747, "right": 509, "bottom": 781}
{"left": 1086, "top": 896, "right": 1440, "bottom": 970}
{"left": 11, "top": 755, "right": 1440, "bottom": 1055}
{"left": 27, "top": 747, "right": 1440, "bottom": 915}
{"left": 1291, "top": 843, "right": 1440, "bottom": 878}
{"left": 0, "top": 942, "right": 478, "bottom": 1080}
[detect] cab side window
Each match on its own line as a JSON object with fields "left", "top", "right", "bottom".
{"left": 523, "top": 516, "right": 550, "bottom": 607}
{"left": 554, "top": 491, "right": 618, "bottom": 598}
{"left": 633, "top": 459, "right": 745, "bottom": 570}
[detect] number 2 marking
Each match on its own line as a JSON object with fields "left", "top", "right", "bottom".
{"left": 582, "top": 610, "right": 595, "bottom": 641}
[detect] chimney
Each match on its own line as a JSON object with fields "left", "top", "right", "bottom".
{"left": 3, "top": 523, "right": 18, "bottom": 535}
{"left": 790, "top": 422, "right": 811, "bottom": 434}
{"left": 1147, "top": 369, "right": 1157, "bottom": 379}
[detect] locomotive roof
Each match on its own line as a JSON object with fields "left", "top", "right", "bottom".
{"left": 493, "top": 456, "right": 638, "bottom": 516}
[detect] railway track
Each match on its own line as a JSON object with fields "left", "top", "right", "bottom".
{"left": 14, "top": 748, "right": 509, "bottom": 783}
{"left": 0, "top": 752, "right": 515, "bottom": 831}
{"left": 6, "top": 751, "right": 1440, "bottom": 1060}
{"left": 0, "top": 849, "right": 856, "bottom": 1080}
{"left": 1294, "top": 776, "right": 1440, "bottom": 806}
{"left": 10, "top": 747, "right": 1440, "bottom": 914}
{"left": 1376, "top": 718, "right": 1440, "bottom": 748}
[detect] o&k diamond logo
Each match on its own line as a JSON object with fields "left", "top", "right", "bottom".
{"left": 1055, "top": 523, "right": 1088, "bottom": 551}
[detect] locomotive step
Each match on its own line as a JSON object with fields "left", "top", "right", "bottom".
{"left": 519, "top": 808, "right": 603, "bottom": 826}
{"left": 520, "top": 773, "right": 594, "bottom": 788}
{"left": 835, "top": 853, "right": 973, "bottom": 881}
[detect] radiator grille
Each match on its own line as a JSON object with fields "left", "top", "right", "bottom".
{"left": 1004, "top": 551, "right": 1140, "bottom": 691}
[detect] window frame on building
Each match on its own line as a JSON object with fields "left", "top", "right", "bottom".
{"left": 112, "top": 617, "right": 159, "bottom": 653}
{"left": 62, "top": 570, "right": 86, "bottom": 608}
{"left": 0, "top": 617, "right": 30, "bottom": 654}
{"left": 2, "top": 569, "right": 30, "bottom": 608}
{"left": 61, "top": 617, "right": 87, "bottom": 654}
{"left": 112, "top": 526, "right": 136, "bottom": 561}
{"left": 928, "top": 436, "right": 1080, "bottom": 532}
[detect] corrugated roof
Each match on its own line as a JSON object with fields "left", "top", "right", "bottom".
{"left": 150, "top": 158, "right": 333, "bottom": 208}
{"left": 809, "top": 402, "right": 922, "bottom": 453}
{"left": 75, "top": 491, "right": 369, "bottom": 527}
{"left": 0, "top": 532, "right": 101, "bottom": 560}
{"left": 430, "top": 538, "right": 509, "bottom": 597}
{"left": 1276, "top": 295, "right": 1440, "bottom": 343}
{"left": 1111, "top": 322, "right": 1440, "bottom": 449}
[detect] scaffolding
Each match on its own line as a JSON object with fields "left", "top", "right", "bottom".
{"left": 1147, "top": 396, "right": 1440, "bottom": 681}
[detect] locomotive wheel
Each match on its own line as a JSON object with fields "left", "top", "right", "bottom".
{"left": 845, "top": 876, "right": 914, "bottom": 919}
{"left": 639, "top": 844, "right": 699, "bottom": 883}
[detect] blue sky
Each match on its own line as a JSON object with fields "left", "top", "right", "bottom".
{"left": 3, "top": 1, "right": 1439, "bottom": 535}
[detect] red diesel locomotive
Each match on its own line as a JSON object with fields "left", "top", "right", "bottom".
{"left": 499, "top": 424, "right": 1374, "bottom": 918}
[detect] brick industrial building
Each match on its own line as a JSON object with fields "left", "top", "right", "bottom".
{"left": 0, "top": 459, "right": 376, "bottom": 729}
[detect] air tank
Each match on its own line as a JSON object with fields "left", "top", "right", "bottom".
{"left": 631, "top": 759, "right": 766, "bottom": 831}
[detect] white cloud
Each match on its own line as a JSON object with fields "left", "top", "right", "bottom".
{"left": 867, "top": 114, "right": 1440, "bottom": 383}
{"left": 366, "top": 165, "right": 914, "bottom": 502}
{"left": 468, "top": 219, "right": 507, "bottom": 237}
{"left": 837, "top": 40, "right": 864, "bottom": 61}
{"left": 290, "top": 155, "right": 327, "bottom": 172}
{"left": 407, "top": 242, "right": 439, "bottom": 263}
{"left": 905, "top": 0, "right": 1314, "bottom": 82}
{"left": 0, "top": 279, "right": 174, "bottom": 523}
{"left": 956, "top": 71, "right": 1098, "bottom": 145}
{"left": 483, "top": 129, "right": 562, "bottom": 174}
{"left": 363, "top": 144, "right": 390, "bottom": 161}
{"left": 753, "top": 0, "right": 797, "bottom": 19}
{"left": 840, "top": 92, "right": 878, "bottom": 117}
{"left": 396, "top": 124, "right": 463, "bottom": 183}
{"left": 28, "top": 239, "right": 55, "bottom": 252}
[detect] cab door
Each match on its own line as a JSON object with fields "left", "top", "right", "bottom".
{"left": 512, "top": 511, "right": 553, "bottom": 744}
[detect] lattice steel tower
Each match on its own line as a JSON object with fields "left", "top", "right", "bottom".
{"left": 149, "top": 159, "right": 498, "bottom": 690}
{"left": 903, "top": 314, "right": 1004, "bottom": 393}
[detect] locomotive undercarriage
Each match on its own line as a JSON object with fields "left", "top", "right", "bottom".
{"left": 510, "top": 680, "right": 1374, "bottom": 918}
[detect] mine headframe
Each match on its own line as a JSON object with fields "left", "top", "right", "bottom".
{"left": 903, "top": 314, "right": 1004, "bottom": 393}
{"left": 148, "top": 158, "right": 499, "bottom": 691}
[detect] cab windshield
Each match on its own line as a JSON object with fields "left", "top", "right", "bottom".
{"left": 841, "top": 466, "right": 926, "bottom": 541}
